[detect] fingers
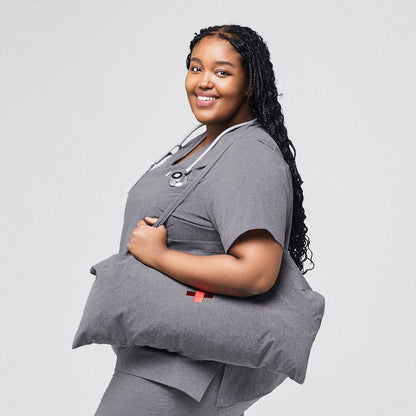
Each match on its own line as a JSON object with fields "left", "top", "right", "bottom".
{"left": 137, "top": 217, "right": 158, "bottom": 226}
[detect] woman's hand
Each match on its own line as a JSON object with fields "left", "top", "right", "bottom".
{"left": 126, "top": 217, "right": 168, "bottom": 268}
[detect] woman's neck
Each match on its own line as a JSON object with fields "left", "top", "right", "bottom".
{"left": 205, "top": 114, "right": 256, "bottom": 142}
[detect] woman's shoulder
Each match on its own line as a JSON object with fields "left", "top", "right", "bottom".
{"left": 227, "top": 122, "right": 286, "bottom": 166}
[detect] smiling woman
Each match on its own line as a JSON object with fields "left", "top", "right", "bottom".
{"left": 185, "top": 36, "right": 254, "bottom": 141}
{"left": 88, "top": 24, "right": 317, "bottom": 416}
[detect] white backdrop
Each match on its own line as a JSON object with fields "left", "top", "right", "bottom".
{"left": 1, "top": 1, "right": 415, "bottom": 414}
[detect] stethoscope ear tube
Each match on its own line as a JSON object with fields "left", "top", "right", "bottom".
{"left": 127, "top": 119, "right": 257, "bottom": 193}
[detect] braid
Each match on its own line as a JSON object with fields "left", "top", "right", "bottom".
{"left": 186, "top": 25, "right": 315, "bottom": 274}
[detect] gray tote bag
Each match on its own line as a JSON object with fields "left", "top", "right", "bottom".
{"left": 72, "top": 141, "right": 325, "bottom": 385}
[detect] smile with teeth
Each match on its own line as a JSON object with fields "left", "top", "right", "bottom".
{"left": 197, "top": 96, "right": 218, "bottom": 101}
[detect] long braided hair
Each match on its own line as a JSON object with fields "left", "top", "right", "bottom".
{"left": 186, "top": 25, "right": 315, "bottom": 274}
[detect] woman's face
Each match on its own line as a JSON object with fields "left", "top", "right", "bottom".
{"left": 185, "top": 36, "right": 253, "bottom": 136}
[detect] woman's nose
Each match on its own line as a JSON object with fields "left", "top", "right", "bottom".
{"left": 199, "top": 71, "right": 214, "bottom": 89}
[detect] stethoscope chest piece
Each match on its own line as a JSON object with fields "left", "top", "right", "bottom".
{"left": 169, "top": 170, "right": 188, "bottom": 187}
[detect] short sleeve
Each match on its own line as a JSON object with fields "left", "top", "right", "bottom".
{"left": 205, "top": 139, "right": 293, "bottom": 254}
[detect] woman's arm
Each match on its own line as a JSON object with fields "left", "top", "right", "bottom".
{"left": 127, "top": 217, "right": 283, "bottom": 297}
{"left": 154, "top": 229, "right": 283, "bottom": 297}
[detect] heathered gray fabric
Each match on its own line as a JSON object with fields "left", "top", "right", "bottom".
{"left": 78, "top": 121, "right": 297, "bottom": 406}
{"left": 118, "top": 120, "right": 293, "bottom": 255}
{"left": 94, "top": 366, "right": 261, "bottom": 416}
{"left": 114, "top": 121, "right": 294, "bottom": 406}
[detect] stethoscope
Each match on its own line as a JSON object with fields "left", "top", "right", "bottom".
{"left": 144, "top": 118, "right": 257, "bottom": 187}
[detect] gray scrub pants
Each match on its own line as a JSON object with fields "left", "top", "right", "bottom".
{"left": 94, "top": 365, "right": 260, "bottom": 416}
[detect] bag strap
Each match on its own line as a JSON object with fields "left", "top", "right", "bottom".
{"left": 152, "top": 140, "right": 234, "bottom": 228}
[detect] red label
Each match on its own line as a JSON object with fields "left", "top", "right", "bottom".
{"left": 194, "top": 290, "right": 205, "bottom": 303}
{"left": 186, "top": 290, "right": 213, "bottom": 303}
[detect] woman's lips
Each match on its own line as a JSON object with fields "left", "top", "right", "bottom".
{"left": 195, "top": 95, "right": 219, "bottom": 107}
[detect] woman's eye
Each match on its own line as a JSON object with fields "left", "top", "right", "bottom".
{"left": 216, "top": 70, "right": 229, "bottom": 77}
{"left": 191, "top": 66, "right": 201, "bottom": 72}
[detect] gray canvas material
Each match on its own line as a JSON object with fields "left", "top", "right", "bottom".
{"left": 72, "top": 121, "right": 324, "bottom": 407}
{"left": 72, "top": 248, "right": 323, "bottom": 375}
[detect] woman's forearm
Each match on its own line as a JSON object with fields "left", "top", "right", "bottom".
{"left": 153, "top": 248, "right": 261, "bottom": 297}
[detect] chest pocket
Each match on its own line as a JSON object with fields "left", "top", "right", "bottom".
{"left": 165, "top": 215, "right": 225, "bottom": 255}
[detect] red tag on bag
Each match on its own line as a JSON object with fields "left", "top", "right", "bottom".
{"left": 186, "top": 290, "right": 213, "bottom": 303}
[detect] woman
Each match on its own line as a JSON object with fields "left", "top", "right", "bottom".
{"left": 94, "top": 24, "right": 313, "bottom": 416}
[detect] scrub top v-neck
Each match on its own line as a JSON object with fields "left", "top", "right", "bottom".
{"left": 171, "top": 136, "right": 208, "bottom": 167}
{"left": 115, "top": 120, "right": 292, "bottom": 406}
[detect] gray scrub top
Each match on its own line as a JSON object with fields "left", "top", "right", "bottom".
{"left": 114, "top": 120, "right": 292, "bottom": 407}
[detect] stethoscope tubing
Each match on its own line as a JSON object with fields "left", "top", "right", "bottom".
{"left": 149, "top": 118, "right": 257, "bottom": 176}
{"left": 128, "top": 119, "right": 257, "bottom": 191}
